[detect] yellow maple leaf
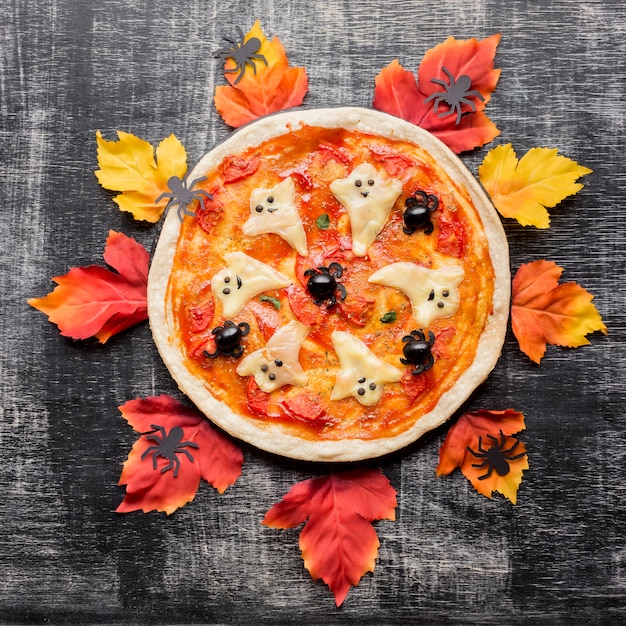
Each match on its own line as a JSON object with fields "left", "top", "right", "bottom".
{"left": 95, "top": 131, "right": 187, "bottom": 223}
{"left": 478, "top": 143, "right": 592, "bottom": 228}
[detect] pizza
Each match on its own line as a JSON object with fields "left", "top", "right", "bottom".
{"left": 148, "top": 107, "right": 510, "bottom": 462}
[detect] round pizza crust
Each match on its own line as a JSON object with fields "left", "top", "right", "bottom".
{"left": 148, "top": 107, "right": 510, "bottom": 462}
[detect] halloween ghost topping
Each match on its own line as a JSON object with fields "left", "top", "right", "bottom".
{"left": 330, "top": 331, "right": 403, "bottom": 407}
{"left": 236, "top": 320, "right": 309, "bottom": 393}
{"left": 243, "top": 177, "right": 308, "bottom": 256}
{"left": 329, "top": 163, "right": 402, "bottom": 256}
{"left": 368, "top": 263, "right": 465, "bottom": 327}
{"left": 212, "top": 251, "right": 291, "bottom": 318}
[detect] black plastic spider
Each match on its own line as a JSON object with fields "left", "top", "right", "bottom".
{"left": 204, "top": 320, "right": 250, "bottom": 358}
{"left": 400, "top": 329, "right": 436, "bottom": 375}
{"left": 141, "top": 424, "right": 199, "bottom": 477}
{"left": 155, "top": 175, "right": 212, "bottom": 221}
{"left": 215, "top": 26, "right": 268, "bottom": 84}
{"left": 423, "top": 66, "right": 485, "bottom": 125}
{"left": 304, "top": 262, "right": 347, "bottom": 307}
{"left": 403, "top": 190, "right": 439, "bottom": 235}
{"left": 467, "top": 432, "right": 527, "bottom": 480}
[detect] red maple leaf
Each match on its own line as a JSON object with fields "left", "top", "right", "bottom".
{"left": 263, "top": 468, "right": 397, "bottom": 606}
{"left": 28, "top": 230, "right": 149, "bottom": 343}
{"left": 373, "top": 34, "right": 501, "bottom": 153}
{"left": 437, "top": 409, "right": 528, "bottom": 504}
{"left": 117, "top": 395, "right": 244, "bottom": 515}
{"left": 511, "top": 260, "right": 607, "bottom": 363}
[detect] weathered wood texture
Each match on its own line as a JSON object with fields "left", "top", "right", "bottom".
{"left": 1, "top": 0, "right": 625, "bottom": 623}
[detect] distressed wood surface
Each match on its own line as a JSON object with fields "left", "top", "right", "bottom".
{"left": 1, "top": 0, "right": 625, "bottom": 623}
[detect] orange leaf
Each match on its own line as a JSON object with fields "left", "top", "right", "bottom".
{"left": 116, "top": 395, "right": 244, "bottom": 515}
{"left": 28, "top": 231, "right": 149, "bottom": 343}
{"left": 373, "top": 35, "right": 501, "bottom": 153}
{"left": 512, "top": 260, "right": 607, "bottom": 363}
{"left": 214, "top": 21, "right": 308, "bottom": 127}
{"left": 437, "top": 409, "right": 528, "bottom": 504}
{"left": 263, "top": 468, "right": 397, "bottom": 606}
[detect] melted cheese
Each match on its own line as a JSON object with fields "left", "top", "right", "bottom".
{"left": 243, "top": 177, "right": 308, "bottom": 256}
{"left": 212, "top": 251, "right": 291, "bottom": 318}
{"left": 236, "top": 320, "right": 309, "bottom": 392}
{"left": 329, "top": 163, "right": 402, "bottom": 256}
{"left": 330, "top": 331, "right": 403, "bottom": 407}
{"left": 369, "top": 262, "right": 465, "bottom": 327}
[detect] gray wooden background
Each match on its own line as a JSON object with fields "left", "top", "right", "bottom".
{"left": 2, "top": 0, "right": 625, "bottom": 623}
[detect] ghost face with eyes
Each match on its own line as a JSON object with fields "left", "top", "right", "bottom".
{"left": 330, "top": 163, "right": 402, "bottom": 257}
{"left": 369, "top": 263, "right": 465, "bottom": 327}
{"left": 212, "top": 251, "right": 291, "bottom": 318}
{"left": 242, "top": 177, "right": 308, "bottom": 256}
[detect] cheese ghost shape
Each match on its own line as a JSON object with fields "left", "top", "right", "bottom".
{"left": 330, "top": 163, "right": 402, "bottom": 256}
{"left": 212, "top": 251, "right": 291, "bottom": 318}
{"left": 330, "top": 331, "right": 403, "bottom": 407}
{"left": 236, "top": 320, "right": 309, "bottom": 393}
{"left": 369, "top": 263, "right": 465, "bottom": 327}
{"left": 243, "top": 177, "right": 308, "bottom": 256}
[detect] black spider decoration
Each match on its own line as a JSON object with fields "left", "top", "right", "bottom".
{"left": 155, "top": 175, "right": 212, "bottom": 221}
{"left": 304, "top": 262, "right": 347, "bottom": 308}
{"left": 403, "top": 190, "right": 439, "bottom": 235}
{"left": 423, "top": 66, "right": 485, "bottom": 124}
{"left": 467, "top": 432, "right": 527, "bottom": 480}
{"left": 400, "top": 329, "right": 436, "bottom": 375}
{"left": 141, "top": 424, "right": 199, "bottom": 478}
{"left": 215, "top": 26, "right": 268, "bottom": 84}
{"left": 204, "top": 320, "right": 250, "bottom": 358}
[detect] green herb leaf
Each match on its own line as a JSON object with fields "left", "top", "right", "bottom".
{"left": 259, "top": 295, "right": 281, "bottom": 310}
{"left": 316, "top": 214, "right": 330, "bottom": 230}
{"left": 380, "top": 311, "right": 397, "bottom": 323}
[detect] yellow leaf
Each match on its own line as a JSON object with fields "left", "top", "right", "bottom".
{"left": 95, "top": 131, "right": 187, "bottom": 223}
{"left": 478, "top": 143, "right": 592, "bottom": 228}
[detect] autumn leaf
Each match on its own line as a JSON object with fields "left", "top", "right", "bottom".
{"left": 95, "top": 130, "right": 187, "bottom": 222}
{"left": 214, "top": 21, "right": 308, "bottom": 127}
{"left": 511, "top": 260, "right": 607, "bottom": 363}
{"left": 479, "top": 144, "right": 592, "bottom": 228}
{"left": 373, "top": 34, "right": 501, "bottom": 153}
{"left": 263, "top": 468, "right": 397, "bottom": 606}
{"left": 437, "top": 409, "right": 528, "bottom": 504}
{"left": 116, "top": 395, "right": 244, "bottom": 515}
{"left": 28, "top": 230, "right": 149, "bottom": 343}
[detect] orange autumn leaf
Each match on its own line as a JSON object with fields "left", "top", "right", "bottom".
{"left": 28, "top": 230, "right": 149, "bottom": 343}
{"left": 263, "top": 468, "right": 397, "bottom": 606}
{"left": 479, "top": 144, "right": 593, "bottom": 228}
{"left": 373, "top": 34, "right": 501, "bottom": 153}
{"left": 512, "top": 260, "right": 607, "bottom": 363}
{"left": 437, "top": 409, "right": 528, "bottom": 504}
{"left": 95, "top": 131, "right": 187, "bottom": 223}
{"left": 214, "top": 21, "right": 308, "bottom": 128}
{"left": 117, "top": 395, "right": 244, "bottom": 515}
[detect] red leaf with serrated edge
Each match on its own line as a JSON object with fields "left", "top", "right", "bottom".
{"left": 263, "top": 468, "right": 397, "bottom": 606}
{"left": 511, "top": 260, "right": 607, "bottom": 363}
{"left": 373, "top": 35, "right": 501, "bottom": 153}
{"left": 28, "top": 231, "right": 149, "bottom": 343}
{"left": 116, "top": 395, "right": 243, "bottom": 514}
{"left": 437, "top": 409, "right": 528, "bottom": 504}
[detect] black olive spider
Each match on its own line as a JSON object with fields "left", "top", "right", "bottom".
{"left": 467, "top": 431, "right": 527, "bottom": 480}
{"left": 155, "top": 175, "right": 212, "bottom": 221}
{"left": 403, "top": 190, "right": 439, "bottom": 235}
{"left": 215, "top": 26, "right": 268, "bottom": 84}
{"left": 141, "top": 424, "right": 199, "bottom": 478}
{"left": 400, "top": 329, "right": 436, "bottom": 374}
{"left": 204, "top": 320, "right": 250, "bottom": 359}
{"left": 423, "top": 66, "right": 485, "bottom": 125}
{"left": 304, "top": 262, "right": 347, "bottom": 308}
